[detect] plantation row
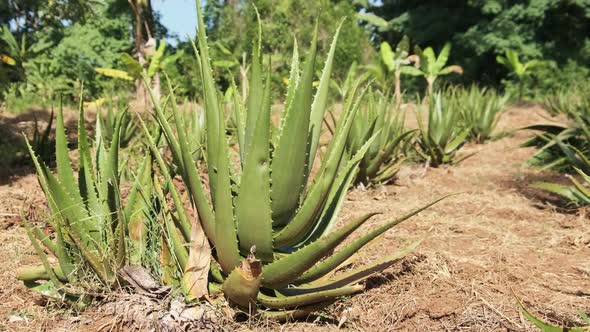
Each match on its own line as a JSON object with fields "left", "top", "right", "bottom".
{"left": 15, "top": 4, "right": 589, "bottom": 330}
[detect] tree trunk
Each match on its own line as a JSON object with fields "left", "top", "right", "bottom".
{"left": 394, "top": 70, "right": 402, "bottom": 110}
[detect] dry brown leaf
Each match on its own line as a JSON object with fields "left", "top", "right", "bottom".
{"left": 181, "top": 218, "right": 211, "bottom": 301}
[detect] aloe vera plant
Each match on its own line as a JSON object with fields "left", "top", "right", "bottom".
{"left": 401, "top": 43, "right": 463, "bottom": 96}
{"left": 532, "top": 167, "right": 590, "bottom": 206}
{"left": 16, "top": 101, "right": 155, "bottom": 296}
{"left": 346, "top": 91, "right": 414, "bottom": 186}
{"left": 523, "top": 92, "right": 590, "bottom": 173}
{"left": 452, "top": 85, "right": 508, "bottom": 143}
{"left": 415, "top": 94, "right": 471, "bottom": 167}
{"left": 100, "top": 100, "right": 138, "bottom": 148}
{"left": 29, "top": 108, "right": 55, "bottom": 166}
{"left": 144, "top": 3, "right": 445, "bottom": 319}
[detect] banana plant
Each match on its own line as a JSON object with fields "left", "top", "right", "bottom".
{"left": 496, "top": 49, "right": 545, "bottom": 99}
{"left": 96, "top": 40, "right": 184, "bottom": 103}
{"left": 401, "top": 43, "right": 463, "bottom": 96}
{"left": 16, "top": 100, "right": 155, "bottom": 296}
{"left": 345, "top": 91, "right": 414, "bottom": 186}
{"left": 415, "top": 93, "right": 471, "bottom": 167}
{"left": 146, "top": 3, "right": 446, "bottom": 319}
{"left": 379, "top": 36, "right": 416, "bottom": 108}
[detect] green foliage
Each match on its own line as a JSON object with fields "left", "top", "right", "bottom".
{"left": 517, "top": 297, "right": 590, "bottom": 331}
{"left": 449, "top": 86, "right": 508, "bottom": 143}
{"left": 1, "top": 1, "right": 133, "bottom": 105}
{"left": 363, "top": 0, "right": 590, "bottom": 95}
{"left": 496, "top": 49, "right": 546, "bottom": 99}
{"left": 345, "top": 91, "right": 413, "bottom": 186}
{"left": 17, "top": 101, "right": 156, "bottom": 295}
{"left": 201, "top": 0, "right": 371, "bottom": 98}
{"left": 523, "top": 85, "right": 590, "bottom": 173}
{"left": 401, "top": 43, "right": 463, "bottom": 96}
{"left": 143, "top": 3, "right": 444, "bottom": 317}
{"left": 532, "top": 168, "right": 590, "bottom": 206}
{"left": 415, "top": 94, "right": 471, "bottom": 167}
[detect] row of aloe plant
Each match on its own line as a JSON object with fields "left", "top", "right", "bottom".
{"left": 17, "top": 3, "right": 449, "bottom": 321}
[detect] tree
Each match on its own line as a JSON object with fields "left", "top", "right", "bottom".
{"left": 361, "top": 0, "right": 590, "bottom": 91}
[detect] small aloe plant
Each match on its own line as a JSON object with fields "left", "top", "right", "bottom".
{"left": 415, "top": 94, "right": 471, "bottom": 167}
{"left": 17, "top": 101, "right": 155, "bottom": 297}
{"left": 145, "top": 3, "right": 446, "bottom": 319}
{"left": 401, "top": 43, "right": 463, "bottom": 96}
{"left": 453, "top": 86, "right": 508, "bottom": 143}
{"left": 345, "top": 91, "right": 414, "bottom": 186}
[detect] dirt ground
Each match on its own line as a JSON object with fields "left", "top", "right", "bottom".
{"left": 0, "top": 105, "right": 589, "bottom": 331}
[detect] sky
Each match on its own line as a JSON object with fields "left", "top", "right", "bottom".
{"left": 152, "top": 0, "right": 198, "bottom": 43}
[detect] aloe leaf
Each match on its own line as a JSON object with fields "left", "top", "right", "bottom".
{"left": 55, "top": 100, "right": 84, "bottom": 211}
{"left": 296, "top": 238, "right": 422, "bottom": 291}
{"left": 235, "top": 61, "right": 274, "bottom": 262}
{"left": 77, "top": 101, "right": 104, "bottom": 234}
{"left": 262, "top": 212, "right": 378, "bottom": 288}
{"left": 156, "top": 75, "right": 215, "bottom": 243}
{"left": 273, "top": 84, "right": 370, "bottom": 247}
{"left": 307, "top": 19, "right": 344, "bottom": 175}
{"left": 298, "top": 135, "right": 380, "bottom": 247}
{"left": 22, "top": 215, "right": 62, "bottom": 286}
{"left": 531, "top": 182, "right": 578, "bottom": 202}
{"left": 257, "top": 300, "right": 336, "bottom": 322}
{"left": 296, "top": 196, "right": 448, "bottom": 284}
{"left": 270, "top": 22, "right": 319, "bottom": 226}
{"left": 213, "top": 97, "right": 241, "bottom": 273}
{"left": 243, "top": 7, "right": 264, "bottom": 156}
{"left": 516, "top": 297, "right": 588, "bottom": 332}
{"left": 124, "top": 154, "right": 153, "bottom": 264}
{"left": 196, "top": 1, "right": 221, "bottom": 197}
{"left": 257, "top": 284, "right": 363, "bottom": 309}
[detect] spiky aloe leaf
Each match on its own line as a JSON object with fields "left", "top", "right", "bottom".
{"left": 516, "top": 297, "right": 590, "bottom": 332}
{"left": 294, "top": 238, "right": 422, "bottom": 291}
{"left": 270, "top": 22, "right": 319, "bottom": 226}
{"left": 273, "top": 83, "right": 371, "bottom": 248}
{"left": 235, "top": 62, "right": 274, "bottom": 262}
{"left": 213, "top": 100, "right": 241, "bottom": 273}
{"left": 195, "top": 1, "right": 221, "bottom": 198}
{"left": 243, "top": 7, "right": 264, "bottom": 156}
{"left": 257, "top": 284, "right": 363, "bottom": 309}
{"left": 262, "top": 212, "right": 378, "bottom": 288}
{"left": 22, "top": 215, "right": 62, "bottom": 286}
{"left": 306, "top": 19, "right": 345, "bottom": 175}
{"left": 124, "top": 154, "right": 153, "bottom": 264}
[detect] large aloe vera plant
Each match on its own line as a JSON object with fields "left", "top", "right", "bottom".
{"left": 145, "top": 3, "right": 444, "bottom": 318}
{"left": 17, "top": 102, "right": 155, "bottom": 296}
{"left": 346, "top": 91, "right": 414, "bottom": 186}
{"left": 415, "top": 94, "right": 471, "bottom": 167}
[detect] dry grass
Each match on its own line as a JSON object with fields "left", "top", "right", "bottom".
{"left": 0, "top": 105, "right": 589, "bottom": 331}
